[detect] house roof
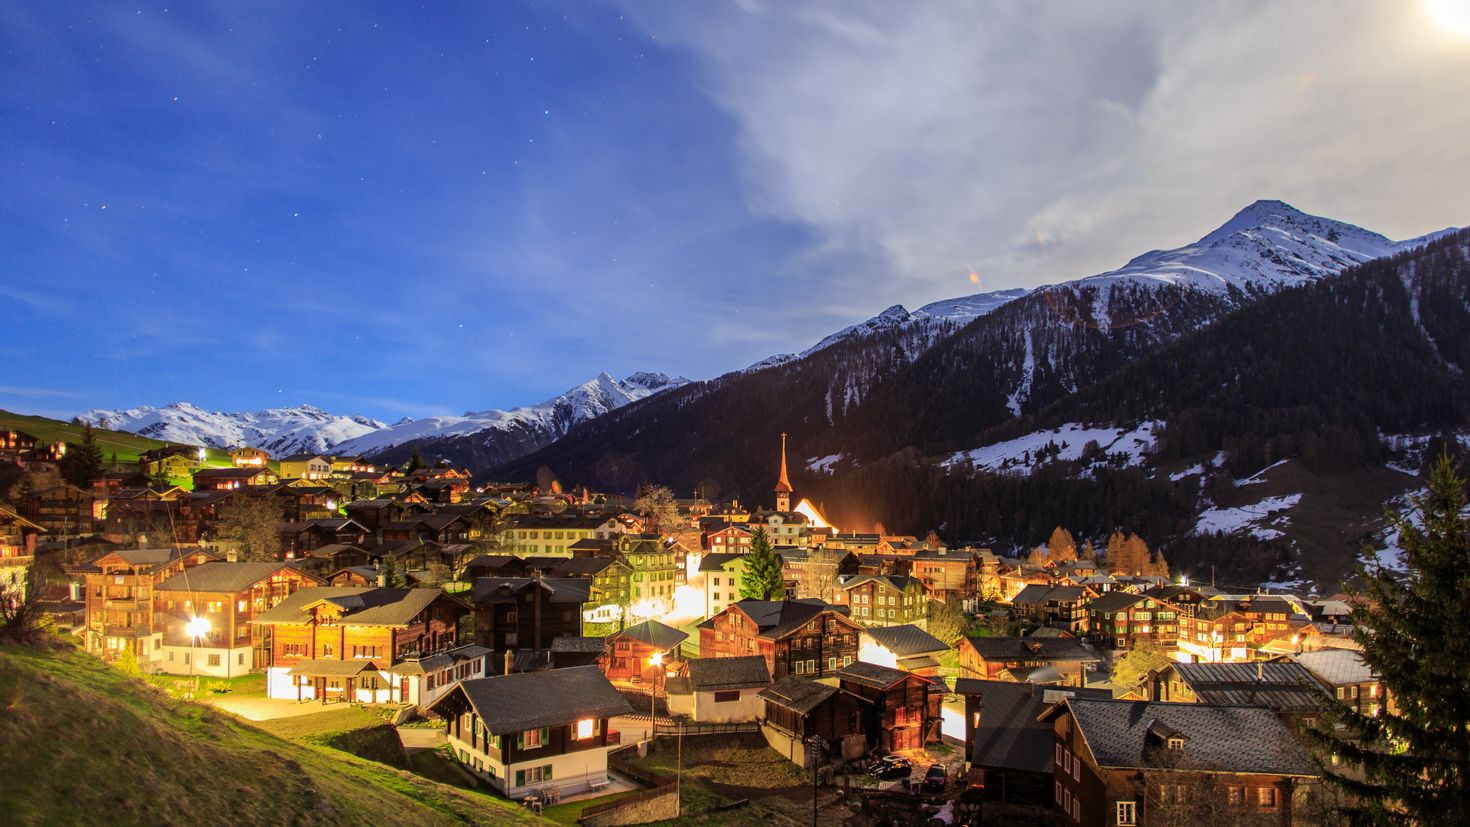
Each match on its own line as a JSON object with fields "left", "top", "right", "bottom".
{"left": 1169, "top": 662, "right": 1328, "bottom": 712}
{"left": 615, "top": 619, "right": 688, "bottom": 651}
{"left": 707, "top": 599, "right": 852, "bottom": 640}
{"left": 953, "top": 679, "right": 1110, "bottom": 774}
{"left": 550, "top": 636, "right": 606, "bottom": 654}
{"left": 963, "top": 636, "right": 1099, "bottom": 663}
{"left": 155, "top": 562, "right": 315, "bottom": 593}
{"left": 834, "top": 661, "right": 918, "bottom": 690}
{"left": 861, "top": 624, "right": 948, "bottom": 657}
{"left": 253, "top": 586, "right": 463, "bottom": 627}
{"left": 698, "top": 552, "right": 745, "bottom": 572}
{"left": 685, "top": 656, "right": 771, "bottom": 691}
{"left": 1290, "top": 650, "right": 1376, "bottom": 686}
{"left": 1054, "top": 698, "right": 1319, "bottom": 777}
{"left": 389, "top": 644, "right": 491, "bottom": 675}
{"left": 278, "top": 453, "right": 328, "bottom": 462}
{"left": 432, "top": 666, "right": 633, "bottom": 735}
{"left": 470, "top": 577, "right": 591, "bottom": 605}
{"left": 288, "top": 658, "right": 378, "bottom": 677}
{"left": 1086, "top": 591, "right": 1150, "bottom": 613}
{"left": 758, "top": 675, "right": 840, "bottom": 714}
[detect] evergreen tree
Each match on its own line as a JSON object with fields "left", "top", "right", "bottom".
{"left": 1313, "top": 457, "right": 1470, "bottom": 825}
{"left": 61, "top": 425, "right": 104, "bottom": 488}
{"left": 404, "top": 448, "right": 425, "bottom": 473}
{"left": 379, "top": 556, "right": 406, "bottom": 588}
{"left": 739, "top": 528, "right": 785, "bottom": 601}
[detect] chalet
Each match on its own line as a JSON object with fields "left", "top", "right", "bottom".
{"left": 1045, "top": 698, "right": 1320, "bottom": 826}
{"left": 101, "top": 487, "right": 186, "bottom": 544}
{"left": 1010, "top": 584, "right": 1095, "bottom": 633}
{"left": 700, "top": 552, "right": 747, "bottom": 618}
{"left": 959, "top": 636, "right": 1100, "bottom": 687}
{"left": 325, "top": 566, "right": 425, "bottom": 588}
{"left": 954, "top": 679, "right": 1110, "bottom": 815}
{"left": 1143, "top": 584, "right": 1212, "bottom": 618}
{"left": 1086, "top": 591, "right": 1181, "bottom": 652}
{"left": 329, "top": 455, "right": 375, "bottom": 475}
{"left": 748, "top": 510, "right": 811, "bottom": 547}
{"left": 908, "top": 547, "right": 978, "bottom": 604}
{"left": 699, "top": 598, "right": 861, "bottom": 680}
{"left": 80, "top": 547, "right": 217, "bottom": 663}
{"left": 278, "top": 453, "right": 332, "bottom": 480}
{"left": 665, "top": 655, "right": 770, "bottom": 723}
{"left": 427, "top": 666, "right": 634, "bottom": 799}
{"left": 471, "top": 576, "right": 590, "bottom": 663}
{"left": 461, "top": 554, "right": 524, "bottom": 580}
{"left": 833, "top": 661, "right": 942, "bottom": 752}
{"left": 229, "top": 446, "right": 270, "bottom": 466}
{"left": 139, "top": 446, "right": 199, "bottom": 480}
{"left": 193, "top": 466, "right": 279, "bottom": 490}
{"left": 0, "top": 429, "right": 39, "bottom": 461}
{"left": 703, "top": 521, "right": 755, "bottom": 553}
{"left": 1, "top": 504, "right": 43, "bottom": 560}
{"left": 1146, "top": 661, "right": 1329, "bottom": 727}
{"left": 343, "top": 499, "right": 417, "bottom": 532}
{"left": 776, "top": 546, "right": 860, "bottom": 600}
{"left": 546, "top": 555, "right": 632, "bottom": 626}
{"left": 1289, "top": 650, "right": 1388, "bottom": 717}
{"left": 277, "top": 518, "right": 369, "bottom": 556}
{"left": 857, "top": 623, "right": 950, "bottom": 676}
{"left": 831, "top": 574, "right": 927, "bottom": 627}
{"left": 600, "top": 619, "right": 687, "bottom": 684}
{"left": 253, "top": 586, "right": 476, "bottom": 708}
{"left": 619, "top": 534, "right": 678, "bottom": 608}
{"left": 758, "top": 675, "right": 869, "bottom": 767}
{"left": 506, "top": 513, "right": 622, "bottom": 556}
{"left": 152, "top": 561, "right": 320, "bottom": 676}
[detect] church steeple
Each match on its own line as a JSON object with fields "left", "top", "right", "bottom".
{"left": 774, "top": 432, "right": 792, "bottom": 512}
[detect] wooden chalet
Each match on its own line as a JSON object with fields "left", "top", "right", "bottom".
{"left": 833, "top": 661, "right": 942, "bottom": 752}
{"left": 80, "top": 547, "right": 216, "bottom": 662}
{"left": 470, "top": 575, "right": 590, "bottom": 668}
{"left": 427, "top": 666, "right": 634, "bottom": 799}
{"left": 1085, "top": 591, "right": 1182, "bottom": 652}
{"left": 759, "top": 675, "right": 870, "bottom": 767}
{"left": 253, "top": 586, "right": 477, "bottom": 708}
{"left": 1045, "top": 698, "right": 1321, "bottom": 826}
{"left": 959, "top": 635, "right": 1101, "bottom": 687}
{"left": 152, "top": 561, "right": 320, "bottom": 676}
{"left": 858, "top": 623, "right": 950, "bottom": 677}
{"left": 830, "top": 574, "right": 928, "bottom": 627}
{"left": 599, "top": 619, "right": 687, "bottom": 684}
{"left": 193, "top": 466, "right": 278, "bottom": 490}
{"left": 698, "top": 598, "right": 861, "bottom": 680}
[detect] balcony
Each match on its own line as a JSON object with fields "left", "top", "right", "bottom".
{"left": 605, "top": 729, "right": 621, "bottom": 746}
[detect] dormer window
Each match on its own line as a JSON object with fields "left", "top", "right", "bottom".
{"left": 1167, "top": 737, "right": 1185, "bottom": 750}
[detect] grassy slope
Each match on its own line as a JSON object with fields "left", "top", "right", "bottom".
{"left": 0, "top": 644, "right": 536, "bottom": 827}
{"left": 0, "top": 409, "right": 175, "bottom": 465}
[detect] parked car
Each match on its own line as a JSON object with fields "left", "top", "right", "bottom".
{"left": 868, "top": 755, "right": 914, "bottom": 780}
{"left": 922, "top": 763, "right": 947, "bottom": 792}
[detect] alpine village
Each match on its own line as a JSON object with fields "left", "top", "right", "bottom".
{"left": 6, "top": 5, "right": 1470, "bottom": 827}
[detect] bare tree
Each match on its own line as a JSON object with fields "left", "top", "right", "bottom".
{"left": 633, "top": 484, "right": 681, "bottom": 537}
{"left": 214, "top": 495, "right": 283, "bottom": 561}
{"left": 796, "top": 546, "right": 845, "bottom": 602}
{"left": 0, "top": 564, "right": 50, "bottom": 646}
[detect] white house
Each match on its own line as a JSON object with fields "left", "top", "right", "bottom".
{"left": 666, "top": 655, "right": 771, "bottom": 723}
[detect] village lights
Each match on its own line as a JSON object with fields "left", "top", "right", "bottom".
{"left": 186, "top": 616, "right": 211, "bottom": 685}
{"left": 197, "top": 447, "right": 207, "bottom": 463}
{"left": 648, "top": 652, "right": 663, "bottom": 743}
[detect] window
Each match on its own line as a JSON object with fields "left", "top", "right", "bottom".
{"left": 828, "top": 657, "right": 837, "bottom": 671}
{"left": 1167, "top": 737, "right": 1184, "bottom": 750}
{"left": 238, "top": 653, "right": 245, "bottom": 666}
{"left": 1228, "top": 787, "right": 1245, "bottom": 806}
{"left": 806, "top": 659, "right": 816, "bottom": 674}
{"left": 1055, "top": 781, "right": 1062, "bottom": 804}
{"left": 1056, "top": 744, "right": 1062, "bottom": 766}
{"left": 575, "top": 718, "right": 596, "bottom": 740}
{"left": 1257, "top": 787, "right": 1278, "bottom": 809}
{"left": 521, "top": 727, "right": 547, "bottom": 749}
{"left": 1115, "top": 801, "right": 1137, "bottom": 826}
{"left": 713, "top": 690, "right": 740, "bottom": 703}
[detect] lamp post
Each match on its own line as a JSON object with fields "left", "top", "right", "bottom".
{"left": 186, "top": 616, "right": 211, "bottom": 692}
{"left": 647, "top": 651, "right": 663, "bottom": 745}
{"left": 806, "top": 735, "right": 822, "bottom": 827}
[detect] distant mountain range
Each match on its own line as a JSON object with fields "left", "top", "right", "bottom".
{"left": 77, "top": 372, "right": 687, "bottom": 462}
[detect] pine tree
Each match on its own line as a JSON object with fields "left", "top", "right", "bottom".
{"left": 739, "top": 528, "right": 785, "bottom": 601}
{"left": 405, "top": 449, "right": 425, "bottom": 473}
{"left": 1313, "top": 457, "right": 1470, "bottom": 824}
{"left": 61, "top": 424, "right": 104, "bottom": 487}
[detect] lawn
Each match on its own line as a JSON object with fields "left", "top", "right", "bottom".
{"left": 541, "top": 788, "right": 646, "bottom": 825}
{"left": 147, "top": 670, "right": 267, "bottom": 699}
{"left": 0, "top": 642, "right": 538, "bottom": 826}
{"left": 0, "top": 408, "right": 172, "bottom": 465}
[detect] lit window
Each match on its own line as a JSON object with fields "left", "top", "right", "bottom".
{"left": 575, "top": 718, "right": 595, "bottom": 740}
{"left": 1115, "top": 801, "right": 1137, "bottom": 826}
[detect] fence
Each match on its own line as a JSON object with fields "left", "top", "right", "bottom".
{"left": 653, "top": 721, "right": 759, "bottom": 736}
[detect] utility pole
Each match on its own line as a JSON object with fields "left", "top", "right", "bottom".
{"left": 806, "top": 735, "right": 822, "bottom": 827}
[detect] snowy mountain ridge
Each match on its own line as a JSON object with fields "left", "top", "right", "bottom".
{"left": 76, "top": 402, "right": 390, "bottom": 456}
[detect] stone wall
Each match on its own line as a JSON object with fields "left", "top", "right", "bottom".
{"left": 577, "top": 784, "right": 678, "bottom": 827}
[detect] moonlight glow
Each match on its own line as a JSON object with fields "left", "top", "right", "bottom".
{"left": 1427, "top": 0, "right": 1470, "bottom": 36}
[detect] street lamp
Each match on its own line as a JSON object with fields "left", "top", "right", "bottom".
{"left": 186, "top": 616, "right": 211, "bottom": 690}
{"left": 647, "top": 652, "right": 663, "bottom": 744}
{"left": 806, "top": 735, "right": 823, "bottom": 827}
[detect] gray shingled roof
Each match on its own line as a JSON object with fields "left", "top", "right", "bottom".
{"left": 954, "top": 679, "right": 1110, "bottom": 773}
{"left": 1059, "top": 699, "right": 1319, "bottom": 776}
{"left": 389, "top": 644, "right": 491, "bottom": 675}
{"left": 1170, "top": 662, "right": 1328, "bottom": 712}
{"left": 834, "top": 661, "right": 914, "bottom": 690}
{"left": 288, "top": 659, "right": 378, "bottom": 677}
{"left": 616, "top": 620, "right": 688, "bottom": 650}
{"left": 436, "top": 665, "right": 633, "bottom": 735}
{"left": 550, "top": 636, "right": 606, "bottom": 654}
{"left": 253, "top": 586, "right": 461, "bottom": 627}
{"left": 699, "top": 552, "right": 745, "bottom": 572}
{"left": 1291, "top": 650, "right": 1376, "bottom": 686}
{"left": 685, "top": 656, "right": 770, "bottom": 691}
{"left": 155, "top": 562, "right": 311, "bottom": 594}
{"left": 470, "top": 576, "right": 592, "bottom": 605}
{"left": 964, "top": 636, "right": 1099, "bottom": 663}
{"left": 1086, "top": 590, "right": 1149, "bottom": 613}
{"left": 862, "top": 624, "right": 948, "bottom": 657}
{"left": 758, "top": 675, "right": 839, "bottom": 714}
{"left": 719, "top": 599, "right": 852, "bottom": 640}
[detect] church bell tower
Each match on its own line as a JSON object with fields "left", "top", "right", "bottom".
{"left": 774, "top": 432, "right": 792, "bottom": 512}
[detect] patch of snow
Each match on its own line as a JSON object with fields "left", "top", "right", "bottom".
{"left": 77, "top": 402, "right": 390, "bottom": 456}
{"left": 806, "top": 454, "right": 843, "bottom": 473}
{"left": 1006, "top": 330, "right": 1035, "bottom": 417}
{"left": 1193, "top": 494, "right": 1302, "bottom": 541}
{"left": 946, "top": 421, "right": 1162, "bottom": 475}
{"left": 1235, "top": 459, "right": 1288, "bottom": 486}
{"left": 1169, "top": 464, "right": 1204, "bottom": 482}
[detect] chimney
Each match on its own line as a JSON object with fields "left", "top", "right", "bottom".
{"left": 504, "top": 649, "right": 514, "bottom": 675}
{"left": 1024, "top": 681, "right": 1034, "bottom": 697}
{"left": 1256, "top": 661, "right": 1263, "bottom": 682}
{"left": 226, "top": 548, "right": 239, "bottom": 563}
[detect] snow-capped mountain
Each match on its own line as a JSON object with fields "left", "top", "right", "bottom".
{"left": 332, "top": 371, "right": 688, "bottom": 458}
{"left": 76, "top": 403, "right": 390, "bottom": 456}
{"left": 747, "top": 287, "right": 1030, "bottom": 371}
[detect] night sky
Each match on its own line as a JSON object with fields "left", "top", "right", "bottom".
{"left": 4, "top": 1, "right": 1468, "bottom": 420}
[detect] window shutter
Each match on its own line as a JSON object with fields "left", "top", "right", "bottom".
{"left": 544, "top": 765, "right": 553, "bottom": 781}
{"left": 539, "top": 727, "right": 549, "bottom": 745}
{"left": 515, "top": 769, "right": 526, "bottom": 787}
{"left": 516, "top": 732, "right": 524, "bottom": 749}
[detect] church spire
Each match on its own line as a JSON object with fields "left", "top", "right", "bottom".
{"left": 775, "top": 432, "right": 792, "bottom": 511}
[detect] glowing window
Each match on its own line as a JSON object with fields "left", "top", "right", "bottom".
{"left": 575, "top": 718, "right": 595, "bottom": 740}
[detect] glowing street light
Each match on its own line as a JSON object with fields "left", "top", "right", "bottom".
{"left": 186, "top": 616, "right": 211, "bottom": 686}
{"left": 648, "top": 652, "right": 664, "bottom": 743}
{"left": 197, "top": 447, "right": 207, "bottom": 463}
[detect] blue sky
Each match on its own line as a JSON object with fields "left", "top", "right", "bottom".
{"left": 3, "top": 1, "right": 1468, "bottom": 420}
